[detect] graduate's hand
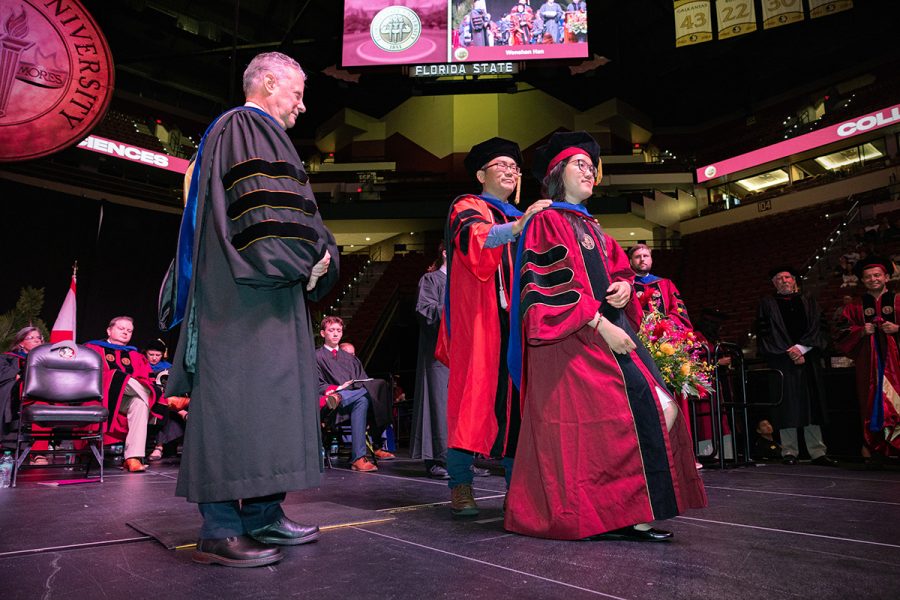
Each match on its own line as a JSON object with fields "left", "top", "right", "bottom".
{"left": 864, "top": 323, "right": 876, "bottom": 335}
{"left": 792, "top": 355, "right": 806, "bottom": 365}
{"left": 881, "top": 321, "right": 899, "bottom": 335}
{"left": 605, "top": 281, "right": 631, "bottom": 308}
{"left": 512, "top": 199, "right": 553, "bottom": 235}
{"left": 786, "top": 345, "right": 803, "bottom": 361}
{"left": 596, "top": 318, "right": 636, "bottom": 354}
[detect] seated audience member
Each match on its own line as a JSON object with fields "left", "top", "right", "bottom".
{"left": 86, "top": 316, "right": 164, "bottom": 472}
{"left": 752, "top": 419, "right": 782, "bottom": 461}
{"left": 0, "top": 327, "right": 50, "bottom": 463}
{"left": 838, "top": 256, "right": 858, "bottom": 288}
{"left": 143, "top": 339, "right": 183, "bottom": 461}
{"left": 338, "top": 342, "right": 355, "bottom": 356}
{"left": 145, "top": 339, "right": 172, "bottom": 373}
{"left": 317, "top": 316, "right": 395, "bottom": 472}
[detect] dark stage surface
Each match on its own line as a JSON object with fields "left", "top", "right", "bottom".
{"left": 2, "top": 458, "right": 899, "bottom": 600}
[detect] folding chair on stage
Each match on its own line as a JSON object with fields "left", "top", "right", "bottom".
{"left": 12, "top": 341, "right": 108, "bottom": 486}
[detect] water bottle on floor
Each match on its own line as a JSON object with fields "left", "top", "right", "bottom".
{"left": 329, "top": 441, "right": 339, "bottom": 462}
{"left": 0, "top": 450, "right": 13, "bottom": 488}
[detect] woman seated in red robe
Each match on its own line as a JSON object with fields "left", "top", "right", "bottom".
{"left": 505, "top": 131, "right": 707, "bottom": 541}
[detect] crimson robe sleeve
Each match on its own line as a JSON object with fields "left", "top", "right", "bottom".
{"left": 835, "top": 303, "right": 869, "bottom": 359}
{"left": 519, "top": 210, "right": 602, "bottom": 345}
{"left": 210, "top": 111, "right": 339, "bottom": 293}
{"left": 604, "top": 235, "right": 643, "bottom": 330}
{"left": 663, "top": 280, "right": 693, "bottom": 330}
{"left": 449, "top": 196, "right": 505, "bottom": 281}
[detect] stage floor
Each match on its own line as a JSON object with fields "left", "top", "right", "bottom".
{"left": 2, "top": 457, "right": 899, "bottom": 599}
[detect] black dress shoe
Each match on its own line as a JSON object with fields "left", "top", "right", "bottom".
{"left": 811, "top": 455, "right": 838, "bottom": 467}
{"left": 192, "top": 536, "right": 283, "bottom": 567}
{"left": 782, "top": 454, "right": 798, "bottom": 465}
{"left": 249, "top": 517, "right": 320, "bottom": 546}
{"left": 594, "top": 526, "right": 673, "bottom": 542}
{"left": 470, "top": 465, "right": 491, "bottom": 477}
{"left": 428, "top": 464, "right": 450, "bottom": 479}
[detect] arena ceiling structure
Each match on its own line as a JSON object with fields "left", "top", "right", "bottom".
{"left": 87, "top": 0, "right": 900, "bottom": 141}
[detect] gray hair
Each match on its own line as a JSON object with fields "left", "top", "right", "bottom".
{"left": 242, "top": 52, "right": 306, "bottom": 97}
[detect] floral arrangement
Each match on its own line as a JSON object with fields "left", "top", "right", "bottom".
{"left": 636, "top": 305, "right": 714, "bottom": 398}
{"left": 565, "top": 12, "right": 588, "bottom": 35}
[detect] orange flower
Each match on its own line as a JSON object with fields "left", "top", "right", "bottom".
{"left": 659, "top": 342, "right": 676, "bottom": 356}
{"left": 680, "top": 363, "right": 691, "bottom": 376}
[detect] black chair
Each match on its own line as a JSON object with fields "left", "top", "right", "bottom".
{"left": 12, "top": 341, "right": 108, "bottom": 486}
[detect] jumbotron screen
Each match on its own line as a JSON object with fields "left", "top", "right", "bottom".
{"left": 342, "top": 0, "right": 589, "bottom": 67}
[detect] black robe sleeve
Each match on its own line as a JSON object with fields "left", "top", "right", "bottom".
{"left": 0, "top": 355, "right": 21, "bottom": 435}
{"left": 416, "top": 271, "right": 445, "bottom": 328}
{"left": 211, "top": 111, "right": 339, "bottom": 291}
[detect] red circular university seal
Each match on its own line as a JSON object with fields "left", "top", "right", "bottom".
{"left": 0, "top": 0, "right": 113, "bottom": 162}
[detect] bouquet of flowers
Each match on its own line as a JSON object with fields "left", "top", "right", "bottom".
{"left": 565, "top": 12, "right": 588, "bottom": 35}
{"left": 636, "top": 306, "right": 714, "bottom": 398}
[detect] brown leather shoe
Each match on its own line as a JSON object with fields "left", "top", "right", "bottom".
{"left": 351, "top": 457, "right": 378, "bottom": 472}
{"left": 122, "top": 458, "right": 147, "bottom": 472}
{"left": 192, "top": 535, "right": 283, "bottom": 567}
{"left": 450, "top": 484, "right": 479, "bottom": 517}
{"left": 373, "top": 448, "right": 395, "bottom": 460}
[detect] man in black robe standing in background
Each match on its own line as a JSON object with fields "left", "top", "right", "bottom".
{"left": 756, "top": 267, "right": 836, "bottom": 466}
{"left": 166, "top": 52, "right": 339, "bottom": 567}
{"left": 411, "top": 243, "right": 450, "bottom": 479}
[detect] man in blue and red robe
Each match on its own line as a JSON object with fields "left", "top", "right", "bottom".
{"left": 629, "top": 243, "right": 692, "bottom": 330}
{"left": 86, "top": 316, "right": 163, "bottom": 472}
{"left": 437, "top": 137, "right": 550, "bottom": 517}
{"left": 835, "top": 257, "right": 900, "bottom": 458}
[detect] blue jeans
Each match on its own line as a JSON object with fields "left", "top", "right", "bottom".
{"left": 198, "top": 493, "right": 285, "bottom": 539}
{"left": 337, "top": 388, "right": 369, "bottom": 462}
{"left": 447, "top": 448, "right": 514, "bottom": 489}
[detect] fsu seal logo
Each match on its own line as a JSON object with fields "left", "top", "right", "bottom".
{"left": 0, "top": 0, "right": 113, "bottom": 162}
{"left": 370, "top": 6, "right": 421, "bottom": 53}
{"left": 864, "top": 307, "right": 876, "bottom": 317}
{"left": 57, "top": 346, "right": 75, "bottom": 359}
{"left": 581, "top": 234, "right": 595, "bottom": 250}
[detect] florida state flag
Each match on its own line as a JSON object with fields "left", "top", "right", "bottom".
{"left": 50, "top": 270, "right": 77, "bottom": 343}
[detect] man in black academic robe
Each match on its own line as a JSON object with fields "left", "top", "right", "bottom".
{"left": 756, "top": 267, "right": 835, "bottom": 466}
{"left": 410, "top": 246, "right": 450, "bottom": 479}
{"left": 166, "top": 52, "right": 339, "bottom": 568}
{"left": 316, "top": 316, "right": 394, "bottom": 472}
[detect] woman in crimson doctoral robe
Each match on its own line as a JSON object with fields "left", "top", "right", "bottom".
{"left": 835, "top": 257, "right": 900, "bottom": 457}
{"left": 505, "top": 132, "right": 706, "bottom": 541}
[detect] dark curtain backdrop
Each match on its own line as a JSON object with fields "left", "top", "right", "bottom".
{"left": 1, "top": 179, "right": 181, "bottom": 350}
